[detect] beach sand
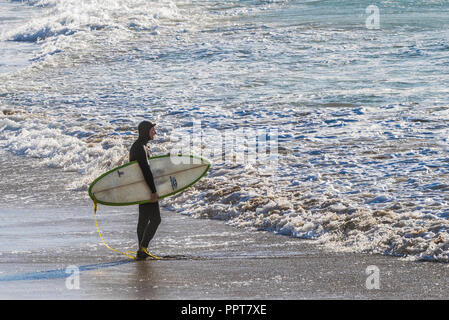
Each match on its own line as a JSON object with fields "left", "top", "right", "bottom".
{"left": 1, "top": 204, "right": 449, "bottom": 300}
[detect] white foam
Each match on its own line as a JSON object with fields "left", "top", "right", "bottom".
{"left": 0, "top": 0, "right": 187, "bottom": 69}
{"left": 0, "top": 109, "right": 129, "bottom": 191}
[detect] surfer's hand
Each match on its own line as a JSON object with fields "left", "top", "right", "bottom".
{"left": 151, "top": 193, "right": 159, "bottom": 202}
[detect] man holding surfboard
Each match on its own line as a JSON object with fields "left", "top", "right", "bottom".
{"left": 89, "top": 120, "right": 210, "bottom": 260}
{"left": 130, "top": 120, "right": 160, "bottom": 260}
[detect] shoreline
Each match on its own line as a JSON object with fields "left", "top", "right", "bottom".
{"left": 0, "top": 151, "right": 448, "bottom": 299}
{"left": 1, "top": 207, "right": 449, "bottom": 299}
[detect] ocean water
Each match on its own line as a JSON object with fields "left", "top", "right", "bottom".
{"left": 1, "top": 0, "right": 449, "bottom": 262}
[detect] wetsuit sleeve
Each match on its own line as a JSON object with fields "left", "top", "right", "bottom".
{"left": 134, "top": 146, "right": 157, "bottom": 194}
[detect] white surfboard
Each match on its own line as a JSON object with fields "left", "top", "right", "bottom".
{"left": 89, "top": 154, "right": 210, "bottom": 206}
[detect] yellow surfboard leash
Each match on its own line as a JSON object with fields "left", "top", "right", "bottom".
{"left": 93, "top": 198, "right": 161, "bottom": 260}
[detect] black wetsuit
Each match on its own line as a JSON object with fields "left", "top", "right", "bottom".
{"left": 129, "top": 121, "right": 160, "bottom": 249}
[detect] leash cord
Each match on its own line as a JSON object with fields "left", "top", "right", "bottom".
{"left": 93, "top": 198, "right": 161, "bottom": 260}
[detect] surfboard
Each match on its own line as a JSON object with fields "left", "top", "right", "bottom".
{"left": 88, "top": 154, "right": 210, "bottom": 206}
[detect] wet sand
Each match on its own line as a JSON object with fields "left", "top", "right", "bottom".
{"left": 1, "top": 150, "right": 448, "bottom": 300}
{"left": 1, "top": 206, "right": 449, "bottom": 300}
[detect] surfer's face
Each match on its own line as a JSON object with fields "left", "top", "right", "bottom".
{"left": 149, "top": 126, "right": 156, "bottom": 140}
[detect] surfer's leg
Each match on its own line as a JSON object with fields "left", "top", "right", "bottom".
{"left": 140, "top": 202, "right": 161, "bottom": 248}
{"left": 137, "top": 204, "right": 152, "bottom": 246}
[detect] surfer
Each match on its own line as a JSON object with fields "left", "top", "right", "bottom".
{"left": 130, "top": 120, "right": 160, "bottom": 260}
